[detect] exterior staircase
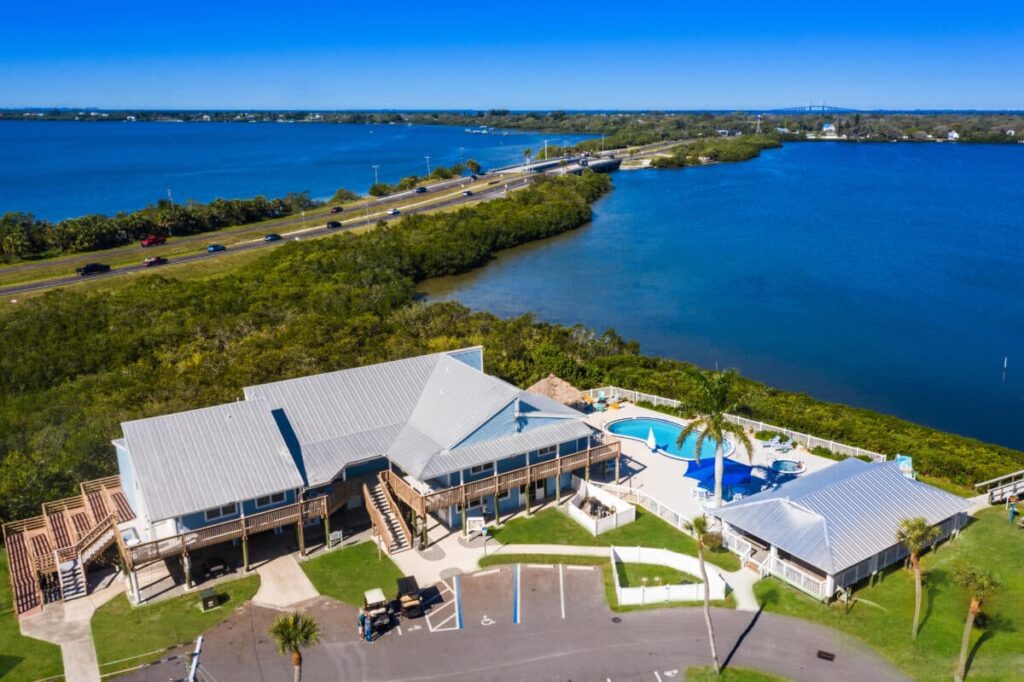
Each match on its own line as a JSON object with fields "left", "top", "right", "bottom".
{"left": 57, "top": 558, "right": 86, "bottom": 601}
{"left": 365, "top": 482, "right": 411, "bottom": 554}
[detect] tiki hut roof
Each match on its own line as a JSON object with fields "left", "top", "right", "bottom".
{"left": 526, "top": 374, "right": 585, "bottom": 406}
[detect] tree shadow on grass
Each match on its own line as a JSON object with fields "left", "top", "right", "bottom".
{"left": 964, "top": 613, "right": 1014, "bottom": 678}
{"left": 920, "top": 568, "right": 950, "bottom": 633}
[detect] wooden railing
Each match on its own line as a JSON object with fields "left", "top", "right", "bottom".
{"left": 974, "top": 468, "right": 1024, "bottom": 503}
{"left": 55, "top": 513, "right": 115, "bottom": 566}
{"left": 363, "top": 483, "right": 395, "bottom": 551}
{"left": 381, "top": 442, "right": 620, "bottom": 516}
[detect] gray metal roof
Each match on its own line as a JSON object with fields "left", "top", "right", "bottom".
{"left": 121, "top": 399, "right": 303, "bottom": 522}
{"left": 121, "top": 348, "right": 593, "bottom": 518}
{"left": 418, "top": 419, "right": 595, "bottom": 480}
{"left": 712, "top": 458, "right": 971, "bottom": 574}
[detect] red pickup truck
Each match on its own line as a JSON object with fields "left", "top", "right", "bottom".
{"left": 140, "top": 235, "right": 166, "bottom": 247}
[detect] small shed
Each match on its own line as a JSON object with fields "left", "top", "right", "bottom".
{"left": 526, "top": 374, "right": 585, "bottom": 409}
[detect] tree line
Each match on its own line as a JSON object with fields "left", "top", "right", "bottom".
{"left": 0, "top": 168, "right": 1020, "bottom": 526}
{"left": 0, "top": 191, "right": 322, "bottom": 261}
{"left": 649, "top": 135, "right": 783, "bottom": 168}
{"left": 367, "top": 160, "right": 481, "bottom": 197}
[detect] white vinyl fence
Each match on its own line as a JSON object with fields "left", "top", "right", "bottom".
{"left": 566, "top": 477, "right": 636, "bottom": 536}
{"left": 610, "top": 546, "right": 727, "bottom": 606}
{"left": 585, "top": 386, "right": 887, "bottom": 463}
{"left": 591, "top": 481, "right": 695, "bottom": 537}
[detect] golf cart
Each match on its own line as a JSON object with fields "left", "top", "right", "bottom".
{"left": 396, "top": 576, "right": 422, "bottom": 618}
{"left": 363, "top": 588, "right": 391, "bottom": 630}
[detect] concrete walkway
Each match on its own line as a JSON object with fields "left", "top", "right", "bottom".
{"left": 19, "top": 576, "right": 124, "bottom": 682}
{"left": 252, "top": 553, "right": 319, "bottom": 610}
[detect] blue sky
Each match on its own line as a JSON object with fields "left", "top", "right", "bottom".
{"left": 4, "top": 1, "right": 1023, "bottom": 110}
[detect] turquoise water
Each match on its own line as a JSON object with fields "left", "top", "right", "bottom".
{"left": 0, "top": 121, "right": 593, "bottom": 220}
{"left": 771, "top": 460, "right": 803, "bottom": 474}
{"left": 425, "top": 142, "right": 1024, "bottom": 450}
{"left": 606, "top": 417, "right": 724, "bottom": 460}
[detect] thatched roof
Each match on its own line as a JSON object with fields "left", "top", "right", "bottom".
{"left": 526, "top": 374, "right": 584, "bottom": 406}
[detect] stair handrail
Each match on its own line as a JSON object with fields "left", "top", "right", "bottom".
{"left": 380, "top": 470, "right": 427, "bottom": 516}
{"left": 56, "top": 513, "right": 115, "bottom": 565}
{"left": 377, "top": 473, "right": 413, "bottom": 549}
{"left": 362, "top": 483, "right": 396, "bottom": 552}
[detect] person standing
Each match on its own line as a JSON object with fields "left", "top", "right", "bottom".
{"left": 1009, "top": 496, "right": 1018, "bottom": 525}
{"left": 357, "top": 609, "right": 367, "bottom": 641}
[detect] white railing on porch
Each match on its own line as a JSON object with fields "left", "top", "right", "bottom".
{"left": 585, "top": 385, "right": 887, "bottom": 464}
{"left": 765, "top": 556, "right": 830, "bottom": 600}
{"left": 722, "top": 528, "right": 753, "bottom": 565}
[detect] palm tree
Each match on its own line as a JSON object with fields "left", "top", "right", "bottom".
{"left": 953, "top": 565, "right": 1000, "bottom": 682}
{"left": 895, "top": 517, "right": 940, "bottom": 640}
{"left": 675, "top": 369, "right": 754, "bottom": 508}
{"left": 684, "top": 514, "right": 720, "bottom": 674}
{"left": 269, "top": 611, "right": 321, "bottom": 682}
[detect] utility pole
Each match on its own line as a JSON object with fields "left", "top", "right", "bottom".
{"left": 756, "top": 114, "right": 762, "bottom": 134}
{"left": 543, "top": 139, "right": 548, "bottom": 160}
{"left": 167, "top": 188, "right": 173, "bottom": 206}
{"left": 425, "top": 155, "right": 431, "bottom": 175}
{"left": 459, "top": 146, "right": 465, "bottom": 165}
{"left": 372, "top": 165, "right": 380, "bottom": 185}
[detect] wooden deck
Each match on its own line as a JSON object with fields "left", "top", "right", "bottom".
{"left": 2, "top": 476, "right": 130, "bottom": 617}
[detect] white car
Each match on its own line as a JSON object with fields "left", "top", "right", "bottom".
{"left": 388, "top": 208, "right": 400, "bottom": 216}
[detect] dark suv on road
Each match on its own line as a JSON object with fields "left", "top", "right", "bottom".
{"left": 76, "top": 263, "right": 111, "bottom": 276}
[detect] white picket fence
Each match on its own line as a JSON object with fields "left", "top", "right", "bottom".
{"left": 610, "top": 546, "right": 727, "bottom": 606}
{"left": 585, "top": 385, "right": 887, "bottom": 463}
{"left": 566, "top": 477, "right": 636, "bottom": 535}
{"left": 590, "top": 481, "right": 694, "bottom": 538}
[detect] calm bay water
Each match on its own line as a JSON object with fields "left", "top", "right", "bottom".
{"left": 0, "top": 121, "right": 591, "bottom": 220}
{"left": 424, "top": 142, "right": 1024, "bottom": 450}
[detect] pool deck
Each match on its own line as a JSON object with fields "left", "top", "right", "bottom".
{"left": 585, "top": 403, "right": 837, "bottom": 520}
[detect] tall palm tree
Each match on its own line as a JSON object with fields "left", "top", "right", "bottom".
{"left": 953, "top": 565, "right": 1000, "bottom": 682}
{"left": 895, "top": 517, "right": 940, "bottom": 640}
{"left": 675, "top": 369, "right": 754, "bottom": 508}
{"left": 684, "top": 514, "right": 720, "bottom": 674}
{"left": 269, "top": 611, "right": 321, "bottom": 682}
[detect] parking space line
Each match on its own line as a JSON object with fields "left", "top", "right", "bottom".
{"left": 454, "top": 575, "right": 463, "bottom": 630}
{"left": 513, "top": 563, "right": 521, "bottom": 624}
{"left": 527, "top": 563, "right": 554, "bottom": 569}
{"left": 559, "top": 564, "right": 566, "bottom": 619}
{"left": 566, "top": 565, "right": 597, "bottom": 571}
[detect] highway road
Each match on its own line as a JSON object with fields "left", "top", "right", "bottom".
{"left": 0, "top": 177, "right": 530, "bottom": 297}
{"left": 1, "top": 140, "right": 681, "bottom": 297}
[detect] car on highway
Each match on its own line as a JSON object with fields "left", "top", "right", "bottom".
{"left": 140, "top": 235, "right": 166, "bottom": 247}
{"left": 264, "top": 233, "right": 282, "bottom": 241}
{"left": 76, "top": 263, "right": 111, "bottom": 276}
{"left": 470, "top": 174, "right": 478, "bottom": 180}
{"left": 326, "top": 221, "right": 342, "bottom": 229}
{"left": 207, "top": 244, "right": 226, "bottom": 253}
{"left": 462, "top": 190, "right": 473, "bottom": 197}
{"left": 330, "top": 206, "right": 344, "bottom": 213}
{"left": 415, "top": 186, "right": 427, "bottom": 194}
{"left": 387, "top": 208, "right": 400, "bottom": 216}
{"left": 143, "top": 256, "right": 168, "bottom": 267}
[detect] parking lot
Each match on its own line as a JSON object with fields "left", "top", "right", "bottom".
{"left": 120, "top": 562, "right": 904, "bottom": 682}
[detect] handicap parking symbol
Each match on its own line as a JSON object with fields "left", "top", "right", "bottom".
{"left": 481, "top": 615, "right": 495, "bottom": 626}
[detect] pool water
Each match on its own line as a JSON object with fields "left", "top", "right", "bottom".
{"left": 772, "top": 460, "right": 804, "bottom": 474}
{"left": 606, "top": 417, "right": 728, "bottom": 461}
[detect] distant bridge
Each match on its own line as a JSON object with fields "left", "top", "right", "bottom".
{"left": 765, "top": 105, "right": 860, "bottom": 114}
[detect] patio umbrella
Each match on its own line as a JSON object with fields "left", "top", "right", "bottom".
{"left": 646, "top": 427, "right": 657, "bottom": 451}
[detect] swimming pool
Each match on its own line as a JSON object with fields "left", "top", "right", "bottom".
{"left": 606, "top": 417, "right": 731, "bottom": 461}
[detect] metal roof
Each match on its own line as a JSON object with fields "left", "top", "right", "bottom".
{"left": 121, "top": 399, "right": 303, "bottom": 522}
{"left": 121, "top": 348, "right": 593, "bottom": 518}
{"left": 712, "top": 458, "right": 971, "bottom": 574}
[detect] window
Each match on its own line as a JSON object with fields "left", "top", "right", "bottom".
{"left": 536, "top": 445, "right": 556, "bottom": 458}
{"left": 497, "top": 490, "right": 511, "bottom": 502}
{"left": 254, "top": 492, "right": 287, "bottom": 509}
{"left": 204, "top": 503, "right": 238, "bottom": 522}
{"left": 467, "top": 497, "right": 483, "bottom": 509}
{"left": 469, "top": 462, "right": 494, "bottom": 475}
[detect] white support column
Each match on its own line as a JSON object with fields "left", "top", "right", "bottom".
{"left": 130, "top": 568, "right": 142, "bottom": 604}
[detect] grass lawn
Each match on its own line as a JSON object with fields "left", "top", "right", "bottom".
{"left": 301, "top": 541, "right": 404, "bottom": 606}
{"left": 489, "top": 507, "right": 740, "bottom": 571}
{"left": 617, "top": 562, "right": 699, "bottom": 587}
{"left": 687, "top": 665, "right": 790, "bottom": 681}
{"left": 0, "top": 555, "right": 63, "bottom": 682}
{"left": 478, "top": 553, "right": 734, "bottom": 612}
{"left": 92, "top": 574, "right": 259, "bottom": 671}
{"left": 754, "top": 508, "right": 1024, "bottom": 681}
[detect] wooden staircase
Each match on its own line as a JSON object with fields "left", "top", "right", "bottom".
{"left": 2, "top": 476, "right": 133, "bottom": 617}
{"left": 364, "top": 481, "right": 411, "bottom": 554}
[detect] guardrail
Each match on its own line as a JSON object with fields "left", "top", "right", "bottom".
{"left": 585, "top": 385, "right": 887, "bottom": 463}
